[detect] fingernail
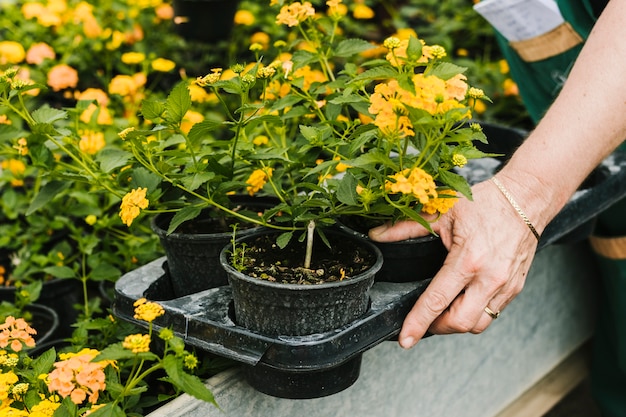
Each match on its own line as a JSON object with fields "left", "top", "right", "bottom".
{"left": 400, "top": 336, "right": 416, "bottom": 349}
{"left": 368, "top": 223, "right": 389, "bottom": 240}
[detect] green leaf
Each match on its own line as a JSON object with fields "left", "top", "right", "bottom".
{"left": 276, "top": 231, "right": 293, "bottom": 249}
{"left": 165, "top": 82, "right": 192, "bottom": 125}
{"left": 94, "top": 343, "right": 160, "bottom": 362}
{"left": 438, "top": 169, "right": 472, "bottom": 200}
{"left": 96, "top": 148, "right": 132, "bottom": 173}
{"left": 141, "top": 100, "right": 166, "bottom": 120}
{"left": 430, "top": 62, "right": 467, "bottom": 80}
{"left": 82, "top": 403, "right": 126, "bottom": 417}
{"left": 28, "top": 347, "right": 56, "bottom": 378}
{"left": 31, "top": 106, "right": 67, "bottom": 124}
{"left": 26, "top": 181, "right": 71, "bottom": 215}
{"left": 406, "top": 36, "right": 423, "bottom": 61}
{"left": 334, "top": 38, "right": 376, "bottom": 57}
{"left": 42, "top": 266, "right": 75, "bottom": 279}
{"left": 163, "top": 355, "right": 218, "bottom": 406}
{"left": 336, "top": 172, "right": 359, "bottom": 206}
{"left": 187, "top": 119, "right": 224, "bottom": 144}
{"left": 351, "top": 66, "right": 398, "bottom": 83}
{"left": 129, "top": 167, "right": 162, "bottom": 191}
{"left": 167, "top": 206, "right": 202, "bottom": 234}
{"left": 180, "top": 172, "right": 216, "bottom": 191}
{"left": 89, "top": 263, "right": 121, "bottom": 281}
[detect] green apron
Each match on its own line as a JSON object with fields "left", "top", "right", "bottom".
{"left": 492, "top": 1, "right": 626, "bottom": 415}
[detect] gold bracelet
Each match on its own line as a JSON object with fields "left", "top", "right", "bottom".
{"left": 490, "top": 176, "right": 541, "bottom": 241}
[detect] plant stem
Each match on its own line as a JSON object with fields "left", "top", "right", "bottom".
{"left": 304, "top": 219, "right": 315, "bottom": 269}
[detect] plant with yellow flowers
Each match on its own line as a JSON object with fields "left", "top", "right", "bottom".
{"left": 2, "top": 0, "right": 493, "bottom": 269}
{"left": 0, "top": 299, "right": 217, "bottom": 416}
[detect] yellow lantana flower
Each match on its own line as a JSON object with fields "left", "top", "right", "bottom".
{"left": 119, "top": 187, "right": 149, "bottom": 227}
{"left": 122, "top": 334, "right": 151, "bottom": 353}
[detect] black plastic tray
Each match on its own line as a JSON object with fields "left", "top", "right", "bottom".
{"left": 113, "top": 148, "right": 626, "bottom": 373}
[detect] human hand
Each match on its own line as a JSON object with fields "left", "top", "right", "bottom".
{"left": 369, "top": 178, "right": 541, "bottom": 349}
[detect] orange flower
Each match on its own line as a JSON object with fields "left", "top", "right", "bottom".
{"left": 26, "top": 42, "right": 55, "bottom": 65}
{"left": 0, "top": 316, "right": 37, "bottom": 352}
{"left": 47, "top": 349, "right": 107, "bottom": 405}
{"left": 276, "top": 1, "right": 315, "bottom": 27}
{"left": 47, "top": 64, "right": 78, "bottom": 92}
{"left": 155, "top": 3, "right": 174, "bottom": 20}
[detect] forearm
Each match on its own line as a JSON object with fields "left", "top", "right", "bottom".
{"left": 498, "top": 0, "right": 626, "bottom": 233}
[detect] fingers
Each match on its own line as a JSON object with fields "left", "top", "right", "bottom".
{"left": 369, "top": 218, "right": 437, "bottom": 242}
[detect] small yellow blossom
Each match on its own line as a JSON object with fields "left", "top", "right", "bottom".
{"left": 13, "top": 138, "right": 28, "bottom": 156}
{"left": 353, "top": 4, "right": 374, "bottom": 19}
{"left": 122, "top": 334, "right": 151, "bottom": 353}
{"left": 252, "top": 135, "right": 269, "bottom": 146}
{"left": 119, "top": 187, "right": 149, "bottom": 227}
{"left": 234, "top": 9, "right": 255, "bottom": 25}
{"left": 133, "top": 298, "right": 165, "bottom": 322}
{"left": 468, "top": 87, "right": 485, "bottom": 99}
{"left": 85, "top": 215, "right": 97, "bottom": 225}
{"left": 121, "top": 52, "right": 146, "bottom": 65}
{"left": 118, "top": 127, "right": 136, "bottom": 140}
{"left": 452, "top": 153, "right": 468, "bottom": 168}
{"left": 383, "top": 36, "right": 401, "bottom": 50}
{"left": 183, "top": 354, "right": 198, "bottom": 370}
{"left": 151, "top": 58, "right": 176, "bottom": 72}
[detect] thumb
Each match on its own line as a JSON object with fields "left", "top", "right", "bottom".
{"left": 368, "top": 220, "right": 432, "bottom": 242}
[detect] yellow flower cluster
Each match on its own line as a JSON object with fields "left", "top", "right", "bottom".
{"left": 385, "top": 168, "right": 437, "bottom": 204}
{"left": 78, "top": 130, "right": 106, "bottom": 155}
{"left": 368, "top": 72, "right": 469, "bottom": 137}
{"left": 275, "top": 1, "right": 315, "bottom": 27}
{"left": 28, "top": 398, "right": 61, "bottom": 416}
{"left": 0, "top": 370, "right": 19, "bottom": 403}
{"left": 122, "top": 334, "right": 151, "bottom": 353}
{"left": 0, "top": 317, "right": 37, "bottom": 353}
{"left": 133, "top": 298, "right": 165, "bottom": 322}
{"left": 119, "top": 187, "right": 149, "bottom": 227}
{"left": 246, "top": 168, "right": 273, "bottom": 196}
{"left": 422, "top": 189, "right": 458, "bottom": 215}
{"left": 47, "top": 349, "right": 107, "bottom": 405}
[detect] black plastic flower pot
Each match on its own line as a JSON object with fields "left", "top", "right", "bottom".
{"left": 219, "top": 228, "right": 383, "bottom": 398}
{"left": 0, "top": 278, "right": 81, "bottom": 338}
{"left": 5, "top": 303, "right": 61, "bottom": 355}
{"left": 242, "top": 355, "right": 363, "bottom": 400}
{"left": 151, "top": 197, "right": 275, "bottom": 298}
{"left": 220, "top": 229, "right": 383, "bottom": 336}
{"left": 172, "top": 0, "right": 240, "bottom": 42}
{"left": 336, "top": 219, "right": 447, "bottom": 283}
